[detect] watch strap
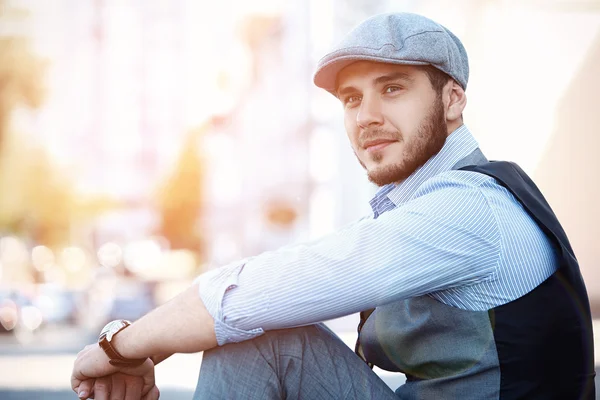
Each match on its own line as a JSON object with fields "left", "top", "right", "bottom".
{"left": 98, "top": 323, "right": 147, "bottom": 367}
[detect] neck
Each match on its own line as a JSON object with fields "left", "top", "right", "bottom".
{"left": 447, "top": 119, "right": 463, "bottom": 135}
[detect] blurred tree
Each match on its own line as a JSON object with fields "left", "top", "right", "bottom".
{"left": 0, "top": 136, "right": 117, "bottom": 249}
{"left": 155, "top": 125, "right": 206, "bottom": 258}
{"left": 21, "top": 146, "right": 74, "bottom": 247}
{"left": 0, "top": 135, "right": 74, "bottom": 247}
{"left": 0, "top": 1, "right": 114, "bottom": 250}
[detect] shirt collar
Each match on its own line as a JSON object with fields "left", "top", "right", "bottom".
{"left": 369, "top": 125, "right": 479, "bottom": 216}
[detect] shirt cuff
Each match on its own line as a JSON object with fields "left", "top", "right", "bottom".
{"left": 194, "top": 261, "right": 264, "bottom": 346}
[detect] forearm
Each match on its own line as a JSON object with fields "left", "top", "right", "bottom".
{"left": 112, "top": 283, "right": 217, "bottom": 359}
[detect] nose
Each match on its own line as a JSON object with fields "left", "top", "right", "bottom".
{"left": 356, "top": 95, "right": 384, "bottom": 129}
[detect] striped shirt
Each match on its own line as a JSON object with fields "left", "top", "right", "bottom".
{"left": 196, "top": 125, "right": 558, "bottom": 346}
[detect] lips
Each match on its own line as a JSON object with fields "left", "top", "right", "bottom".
{"left": 363, "top": 138, "right": 396, "bottom": 151}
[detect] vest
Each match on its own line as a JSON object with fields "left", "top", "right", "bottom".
{"left": 357, "top": 152, "right": 596, "bottom": 399}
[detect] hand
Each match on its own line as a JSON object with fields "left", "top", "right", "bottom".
{"left": 71, "top": 344, "right": 155, "bottom": 399}
{"left": 75, "top": 373, "right": 160, "bottom": 400}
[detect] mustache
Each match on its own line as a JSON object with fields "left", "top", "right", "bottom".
{"left": 358, "top": 129, "right": 402, "bottom": 147}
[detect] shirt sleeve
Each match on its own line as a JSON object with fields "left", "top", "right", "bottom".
{"left": 196, "top": 173, "right": 502, "bottom": 345}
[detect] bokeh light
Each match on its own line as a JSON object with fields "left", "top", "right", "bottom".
{"left": 0, "top": 237, "right": 28, "bottom": 266}
{"left": 60, "top": 247, "right": 87, "bottom": 273}
{"left": 20, "top": 305, "right": 42, "bottom": 331}
{"left": 97, "top": 242, "right": 123, "bottom": 268}
{"left": 0, "top": 299, "right": 18, "bottom": 331}
{"left": 31, "top": 246, "right": 55, "bottom": 272}
{"left": 123, "top": 239, "right": 162, "bottom": 273}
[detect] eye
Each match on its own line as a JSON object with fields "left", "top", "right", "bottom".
{"left": 384, "top": 85, "right": 402, "bottom": 94}
{"left": 343, "top": 95, "right": 361, "bottom": 107}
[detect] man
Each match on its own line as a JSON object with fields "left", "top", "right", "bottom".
{"left": 72, "top": 12, "right": 595, "bottom": 399}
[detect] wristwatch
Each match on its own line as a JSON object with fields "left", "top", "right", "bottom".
{"left": 98, "top": 319, "right": 147, "bottom": 367}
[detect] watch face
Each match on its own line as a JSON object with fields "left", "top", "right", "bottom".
{"left": 99, "top": 320, "right": 129, "bottom": 341}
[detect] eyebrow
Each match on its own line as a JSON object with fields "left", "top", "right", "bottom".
{"left": 336, "top": 72, "right": 415, "bottom": 97}
{"left": 373, "top": 71, "right": 414, "bottom": 85}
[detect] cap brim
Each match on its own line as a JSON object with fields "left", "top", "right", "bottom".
{"left": 313, "top": 55, "right": 429, "bottom": 95}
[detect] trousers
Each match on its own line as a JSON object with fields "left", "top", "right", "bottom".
{"left": 193, "top": 323, "right": 399, "bottom": 399}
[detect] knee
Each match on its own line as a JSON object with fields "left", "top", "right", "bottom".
{"left": 202, "top": 324, "right": 326, "bottom": 367}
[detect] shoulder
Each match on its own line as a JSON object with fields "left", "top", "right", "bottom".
{"left": 401, "top": 169, "right": 526, "bottom": 230}
{"left": 410, "top": 169, "right": 505, "bottom": 203}
{"left": 388, "top": 171, "right": 498, "bottom": 231}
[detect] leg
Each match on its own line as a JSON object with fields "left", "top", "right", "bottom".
{"left": 193, "top": 323, "right": 398, "bottom": 400}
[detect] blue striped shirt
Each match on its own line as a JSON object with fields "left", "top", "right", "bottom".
{"left": 196, "top": 125, "right": 558, "bottom": 346}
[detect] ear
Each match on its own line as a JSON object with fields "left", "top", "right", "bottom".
{"left": 445, "top": 81, "right": 467, "bottom": 122}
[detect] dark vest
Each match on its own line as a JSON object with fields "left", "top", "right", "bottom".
{"left": 357, "top": 158, "right": 595, "bottom": 399}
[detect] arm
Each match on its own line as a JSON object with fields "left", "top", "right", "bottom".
{"left": 115, "top": 285, "right": 214, "bottom": 365}
{"left": 200, "top": 173, "right": 502, "bottom": 345}
{"left": 71, "top": 283, "right": 216, "bottom": 396}
{"left": 111, "top": 283, "right": 217, "bottom": 359}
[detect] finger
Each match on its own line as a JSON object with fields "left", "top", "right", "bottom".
{"left": 122, "top": 358, "right": 155, "bottom": 395}
{"left": 71, "top": 356, "right": 85, "bottom": 393}
{"left": 123, "top": 374, "right": 143, "bottom": 400}
{"left": 110, "top": 374, "right": 126, "bottom": 400}
{"left": 77, "top": 378, "right": 95, "bottom": 400}
{"left": 93, "top": 376, "right": 111, "bottom": 400}
{"left": 76, "top": 344, "right": 90, "bottom": 356}
{"left": 71, "top": 345, "right": 99, "bottom": 391}
{"left": 76, "top": 344, "right": 95, "bottom": 358}
{"left": 141, "top": 385, "right": 160, "bottom": 400}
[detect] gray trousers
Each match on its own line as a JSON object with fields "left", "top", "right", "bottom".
{"left": 193, "top": 324, "right": 399, "bottom": 399}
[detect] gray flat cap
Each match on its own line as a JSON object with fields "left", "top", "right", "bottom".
{"left": 313, "top": 12, "right": 469, "bottom": 93}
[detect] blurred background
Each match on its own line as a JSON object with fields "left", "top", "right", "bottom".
{"left": 0, "top": 0, "right": 599, "bottom": 398}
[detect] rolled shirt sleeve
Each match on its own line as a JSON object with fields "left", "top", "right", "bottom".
{"left": 194, "top": 261, "right": 264, "bottom": 345}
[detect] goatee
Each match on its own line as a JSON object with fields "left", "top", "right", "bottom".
{"left": 367, "top": 96, "right": 448, "bottom": 186}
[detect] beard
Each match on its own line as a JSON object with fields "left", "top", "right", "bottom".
{"left": 362, "top": 96, "right": 448, "bottom": 186}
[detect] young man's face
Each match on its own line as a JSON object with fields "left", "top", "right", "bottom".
{"left": 336, "top": 61, "right": 449, "bottom": 186}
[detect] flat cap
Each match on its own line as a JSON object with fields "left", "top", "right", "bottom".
{"left": 313, "top": 12, "right": 469, "bottom": 93}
